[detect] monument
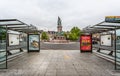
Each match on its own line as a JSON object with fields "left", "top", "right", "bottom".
{"left": 49, "top": 16, "right": 69, "bottom": 43}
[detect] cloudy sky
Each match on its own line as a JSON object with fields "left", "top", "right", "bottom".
{"left": 0, "top": 0, "right": 120, "bottom": 31}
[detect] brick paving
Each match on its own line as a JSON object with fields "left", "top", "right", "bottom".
{"left": 0, "top": 50, "right": 118, "bottom": 76}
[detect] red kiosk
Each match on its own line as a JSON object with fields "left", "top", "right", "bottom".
{"left": 80, "top": 34, "right": 92, "bottom": 52}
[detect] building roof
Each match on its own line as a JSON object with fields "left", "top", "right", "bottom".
{"left": 0, "top": 19, "right": 39, "bottom": 33}
{"left": 83, "top": 21, "right": 120, "bottom": 34}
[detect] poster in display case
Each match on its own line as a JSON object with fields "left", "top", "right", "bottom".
{"left": 28, "top": 34, "right": 40, "bottom": 52}
{"left": 80, "top": 35, "right": 92, "bottom": 52}
{"left": 100, "top": 34, "right": 112, "bottom": 46}
{"left": 8, "top": 34, "right": 20, "bottom": 46}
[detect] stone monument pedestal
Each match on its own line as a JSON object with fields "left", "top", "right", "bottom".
{"left": 50, "top": 40, "right": 69, "bottom": 43}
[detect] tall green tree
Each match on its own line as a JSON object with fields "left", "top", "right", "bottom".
{"left": 69, "top": 26, "right": 82, "bottom": 41}
{"left": 41, "top": 32, "right": 49, "bottom": 40}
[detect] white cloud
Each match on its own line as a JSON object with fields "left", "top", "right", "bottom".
{"left": 0, "top": 0, "right": 120, "bottom": 31}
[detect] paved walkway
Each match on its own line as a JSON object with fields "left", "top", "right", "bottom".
{"left": 0, "top": 50, "right": 119, "bottom": 76}
{"left": 40, "top": 42, "right": 80, "bottom": 50}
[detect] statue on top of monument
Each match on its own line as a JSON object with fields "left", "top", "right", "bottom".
{"left": 57, "top": 16, "right": 62, "bottom": 26}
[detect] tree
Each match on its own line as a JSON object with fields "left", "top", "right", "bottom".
{"left": 41, "top": 32, "right": 49, "bottom": 40}
{"left": 69, "top": 33, "right": 78, "bottom": 41}
{"left": 0, "top": 27, "right": 6, "bottom": 40}
{"left": 64, "top": 31, "right": 70, "bottom": 40}
{"left": 69, "top": 26, "right": 82, "bottom": 41}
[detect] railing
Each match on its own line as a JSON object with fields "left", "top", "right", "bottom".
{"left": 93, "top": 41, "right": 120, "bottom": 64}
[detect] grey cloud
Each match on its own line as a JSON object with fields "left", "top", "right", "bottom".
{"left": 0, "top": 0, "right": 120, "bottom": 31}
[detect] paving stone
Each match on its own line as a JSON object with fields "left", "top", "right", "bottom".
{"left": 0, "top": 50, "right": 119, "bottom": 76}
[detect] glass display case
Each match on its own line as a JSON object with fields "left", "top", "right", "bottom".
{"left": 0, "top": 27, "right": 7, "bottom": 69}
{"left": 28, "top": 34, "right": 40, "bottom": 52}
{"left": 115, "top": 29, "right": 120, "bottom": 69}
{"left": 80, "top": 35, "right": 92, "bottom": 52}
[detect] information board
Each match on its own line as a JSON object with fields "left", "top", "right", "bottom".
{"left": 28, "top": 34, "right": 40, "bottom": 52}
{"left": 100, "top": 34, "right": 112, "bottom": 46}
{"left": 80, "top": 35, "right": 92, "bottom": 52}
{"left": 9, "top": 34, "right": 20, "bottom": 46}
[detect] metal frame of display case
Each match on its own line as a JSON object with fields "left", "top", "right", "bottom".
{"left": 83, "top": 21, "right": 120, "bottom": 70}
{"left": 0, "top": 19, "right": 40, "bottom": 69}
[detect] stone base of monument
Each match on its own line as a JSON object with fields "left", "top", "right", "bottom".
{"left": 50, "top": 40, "right": 69, "bottom": 43}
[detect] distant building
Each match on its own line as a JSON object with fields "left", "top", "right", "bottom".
{"left": 47, "top": 31, "right": 57, "bottom": 41}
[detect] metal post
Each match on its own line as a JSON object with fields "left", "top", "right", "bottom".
{"left": 27, "top": 26, "right": 29, "bottom": 53}
{"left": 115, "top": 27, "right": 116, "bottom": 70}
{"left": 91, "top": 33, "right": 93, "bottom": 53}
{"left": 6, "top": 25, "right": 8, "bottom": 69}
